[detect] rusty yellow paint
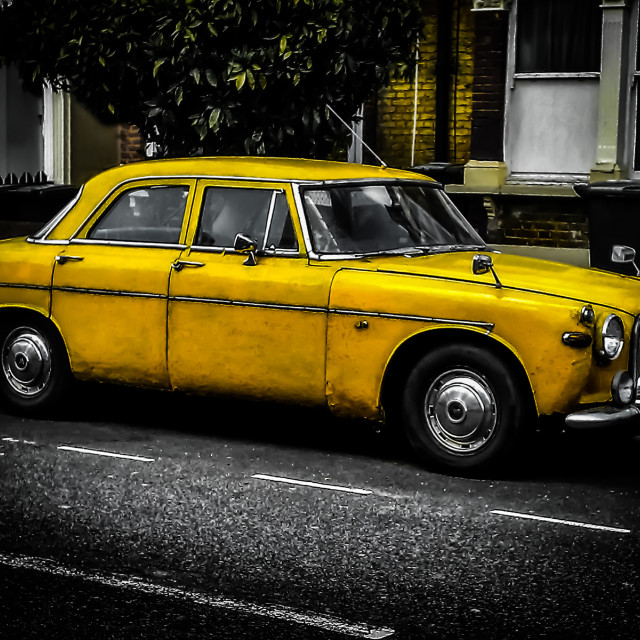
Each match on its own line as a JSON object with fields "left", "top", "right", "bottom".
{"left": 0, "top": 237, "right": 57, "bottom": 316}
{"left": 2, "top": 157, "right": 640, "bottom": 427}
{"left": 324, "top": 253, "right": 640, "bottom": 418}
{"left": 50, "top": 243, "right": 180, "bottom": 386}
{"left": 168, "top": 252, "right": 337, "bottom": 404}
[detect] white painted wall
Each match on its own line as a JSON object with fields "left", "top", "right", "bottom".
{"left": 0, "top": 65, "right": 43, "bottom": 180}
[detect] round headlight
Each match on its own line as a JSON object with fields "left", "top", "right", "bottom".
{"left": 599, "top": 314, "right": 624, "bottom": 360}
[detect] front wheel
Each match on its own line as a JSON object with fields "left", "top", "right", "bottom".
{"left": 0, "top": 320, "right": 72, "bottom": 415}
{"left": 402, "top": 344, "right": 527, "bottom": 474}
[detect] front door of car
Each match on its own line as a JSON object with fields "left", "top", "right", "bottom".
{"left": 50, "top": 179, "right": 196, "bottom": 387}
{"left": 167, "top": 180, "right": 333, "bottom": 405}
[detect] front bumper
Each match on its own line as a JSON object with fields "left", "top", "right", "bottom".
{"left": 565, "top": 403, "right": 640, "bottom": 429}
{"left": 565, "top": 315, "right": 640, "bottom": 430}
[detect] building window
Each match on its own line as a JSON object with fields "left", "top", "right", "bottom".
{"left": 516, "top": 0, "right": 602, "bottom": 73}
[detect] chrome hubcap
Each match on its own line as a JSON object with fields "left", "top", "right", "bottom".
{"left": 2, "top": 327, "right": 52, "bottom": 397}
{"left": 424, "top": 368, "right": 497, "bottom": 455}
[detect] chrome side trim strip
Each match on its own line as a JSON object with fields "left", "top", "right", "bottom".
{"left": 14, "top": 281, "right": 493, "bottom": 330}
{"left": 171, "top": 296, "right": 326, "bottom": 314}
{"left": 171, "top": 293, "right": 493, "bottom": 329}
{"left": 329, "top": 308, "right": 494, "bottom": 330}
{"left": 55, "top": 286, "right": 164, "bottom": 299}
{"left": 0, "top": 282, "right": 50, "bottom": 291}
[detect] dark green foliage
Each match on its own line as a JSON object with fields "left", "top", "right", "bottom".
{"left": 0, "top": 0, "right": 422, "bottom": 158}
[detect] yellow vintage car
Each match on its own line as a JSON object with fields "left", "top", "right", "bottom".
{"left": 1, "top": 157, "right": 639, "bottom": 473}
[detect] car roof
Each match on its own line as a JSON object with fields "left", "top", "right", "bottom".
{"left": 85, "top": 156, "right": 435, "bottom": 187}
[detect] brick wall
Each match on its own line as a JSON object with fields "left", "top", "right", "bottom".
{"left": 119, "top": 125, "right": 145, "bottom": 164}
{"left": 376, "top": 0, "right": 475, "bottom": 168}
{"left": 485, "top": 196, "right": 589, "bottom": 248}
{"left": 449, "top": 1, "right": 474, "bottom": 165}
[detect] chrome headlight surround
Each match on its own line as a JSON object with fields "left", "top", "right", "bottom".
{"left": 596, "top": 314, "right": 625, "bottom": 361}
{"left": 612, "top": 370, "right": 635, "bottom": 406}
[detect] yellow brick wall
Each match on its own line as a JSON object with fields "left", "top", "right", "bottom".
{"left": 377, "top": 0, "right": 475, "bottom": 169}
{"left": 450, "top": 0, "right": 474, "bottom": 165}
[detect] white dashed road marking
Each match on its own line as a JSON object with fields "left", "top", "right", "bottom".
{"left": 252, "top": 473, "right": 372, "bottom": 495}
{"left": 491, "top": 509, "right": 631, "bottom": 534}
{"left": 1, "top": 437, "right": 36, "bottom": 445}
{"left": 0, "top": 553, "right": 395, "bottom": 639}
{"left": 57, "top": 445, "right": 155, "bottom": 463}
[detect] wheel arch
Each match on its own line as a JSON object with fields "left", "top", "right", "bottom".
{"left": 0, "top": 306, "right": 69, "bottom": 357}
{"left": 380, "top": 327, "right": 537, "bottom": 423}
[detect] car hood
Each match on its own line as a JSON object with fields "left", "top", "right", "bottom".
{"left": 353, "top": 250, "right": 640, "bottom": 316}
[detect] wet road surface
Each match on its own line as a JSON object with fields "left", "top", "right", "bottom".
{"left": 1, "top": 385, "right": 639, "bottom": 639}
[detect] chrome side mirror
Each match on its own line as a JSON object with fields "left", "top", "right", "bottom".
{"left": 234, "top": 233, "right": 258, "bottom": 266}
{"left": 611, "top": 245, "right": 640, "bottom": 275}
{"left": 472, "top": 254, "right": 493, "bottom": 275}
{"left": 472, "top": 254, "right": 502, "bottom": 288}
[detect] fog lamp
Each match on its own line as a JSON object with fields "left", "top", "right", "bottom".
{"left": 611, "top": 370, "right": 635, "bottom": 406}
{"left": 597, "top": 314, "right": 624, "bottom": 361}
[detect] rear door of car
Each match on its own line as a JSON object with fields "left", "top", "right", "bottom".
{"left": 167, "top": 179, "right": 333, "bottom": 405}
{"left": 50, "top": 178, "right": 196, "bottom": 387}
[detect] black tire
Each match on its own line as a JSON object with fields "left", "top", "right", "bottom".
{"left": 402, "top": 343, "right": 527, "bottom": 474}
{"left": 0, "top": 318, "right": 72, "bottom": 416}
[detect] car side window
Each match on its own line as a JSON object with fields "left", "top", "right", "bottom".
{"left": 195, "top": 187, "right": 298, "bottom": 252}
{"left": 265, "top": 192, "right": 298, "bottom": 251}
{"left": 88, "top": 186, "right": 189, "bottom": 244}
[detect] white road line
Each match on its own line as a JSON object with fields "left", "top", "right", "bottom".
{"left": 0, "top": 553, "right": 394, "bottom": 639}
{"left": 57, "top": 445, "right": 155, "bottom": 463}
{"left": 1, "top": 437, "right": 37, "bottom": 446}
{"left": 252, "top": 473, "right": 372, "bottom": 495}
{"left": 491, "top": 509, "right": 631, "bottom": 534}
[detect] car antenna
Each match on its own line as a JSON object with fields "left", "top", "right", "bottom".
{"left": 327, "top": 104, "right": 388, "bottom": 168}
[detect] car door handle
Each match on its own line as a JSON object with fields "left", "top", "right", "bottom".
{"left": 171, "top": 260, "right": 205, "bottom": 272}
{"left": 55, "top": 255, "right": 84, "bottom": 265}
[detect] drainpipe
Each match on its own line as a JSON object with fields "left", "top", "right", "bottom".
{"left": 411, "top": 37, "right": 420, "bottom": 166}
{"left": 435, "top": 0, "right": 453, "bottom": 162}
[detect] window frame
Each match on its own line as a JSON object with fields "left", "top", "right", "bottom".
{"left": 513, "top": 0, "right": 603, "bottom": 78}
{"left": 189, "top": 180, "right": 301, "bottom": 257}
{"left": 71, "top": 178, "right": 197, "bottom": 249}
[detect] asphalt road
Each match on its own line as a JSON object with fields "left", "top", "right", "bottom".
{"left": 1, "top": 384, "right": 639, "bottom": 639}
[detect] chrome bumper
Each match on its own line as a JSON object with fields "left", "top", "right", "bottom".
{"left": 565, "top": 403, "right": 640, "bottom": 429}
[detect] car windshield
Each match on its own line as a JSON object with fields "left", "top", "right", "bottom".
{"left": 302, "top": 182, "right": 486, "bottom": 256}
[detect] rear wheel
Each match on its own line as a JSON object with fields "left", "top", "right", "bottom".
{"left": 402, "top": 344, "right": 527, "bottom": 474}
{"left": 0, "top": 319, "right": 71, "bottom": 415}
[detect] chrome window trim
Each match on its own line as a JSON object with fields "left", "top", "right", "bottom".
{"left": 261, "top": 191, "right": 278, "bottom": 252}
{"left": 69, "top": 178, "right": 198, "bottom": 242}
{"left": 26, "top": 238, "right": 70, "bottom": 245}
{"left": 316, "top": 177, "right": 441, "bottom": 188}
{"left": 187, "top": 244, "right": 301, "bottom": 257}
{"left": 193, "top": 184, "right": 296, "bottom": 254}
{"left": 30, "top": 186, "right": 84, "bottom": 241}
{"left": 33, "top": 175, "right": 436, "bottom": 246}
{"left": 293, "top": 180, "right": 451, "bottom": 261}
{"left": 291, "top": 183, "right": 319, "bottom": 259}
{"left": 70, "top": 238, "right": 187, "bottom": 250}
